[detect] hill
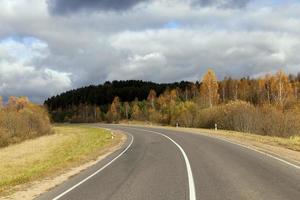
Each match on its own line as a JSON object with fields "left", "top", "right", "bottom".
{"left": 44, "top": 80, "right": 194, "bottom": 122}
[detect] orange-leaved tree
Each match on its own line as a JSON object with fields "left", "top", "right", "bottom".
{"left": 109, "top": 96, "right": 121, "bottom": 122}
{"left": 123, "top": 102, "right": 130, "bottom": 119}
{"left": 0, "top": 96, "right": 3, "bottom": 110}
{"left": 271, "top": 70, "right": 292, "bottom": 107}
{"left": 147, "top": 89, "right": 157, "bottom": 110}
{"left": 200, "top": 69, "right": 219, "bottom": 108}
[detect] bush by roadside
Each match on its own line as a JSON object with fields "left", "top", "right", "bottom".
{"left": 191, "top": 101, "right": 300, "bottom": 137}
{"left": 0, "top": 97, "right": 53, "bottom": 147}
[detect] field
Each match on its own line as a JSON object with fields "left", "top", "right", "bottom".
{"left": 0, "top": 125, "right": 121, "bottom": 196}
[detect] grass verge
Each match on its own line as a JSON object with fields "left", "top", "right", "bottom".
{"left": 168, "top": 127, "right": 300, "bottom": 152}
{"left": 0, "top": 124, "right": 120, "bottom": 196}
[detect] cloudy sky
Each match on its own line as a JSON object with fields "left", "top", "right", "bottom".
{"left": 1, "top": 0, "right": 300, "bottom": 102}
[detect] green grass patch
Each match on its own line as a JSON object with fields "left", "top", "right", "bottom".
{"left": 0, "top": 125, "right": 114, "bottom": 195}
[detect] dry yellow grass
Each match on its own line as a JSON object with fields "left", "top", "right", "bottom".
{"left": 168, "top": 127, "right": 300, "bottom": 152}
{"left": 0, "top": 125, "right": 115, "bottom": 196}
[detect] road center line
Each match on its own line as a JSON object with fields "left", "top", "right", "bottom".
{"left": 52, "top": 133, "right": 134, "bottom": 200}
{"left": 129, "top": 127, "right": 197, "bottom": 200}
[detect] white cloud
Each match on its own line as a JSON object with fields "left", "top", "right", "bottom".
{"left": 0, "top": 0, "right": 300, "bottom": 101}
{"left": 107, "top": 52, "right": 167, "bottom": 80}
{"left": 0, "top": 62, "right": 72, "bottom": 103}
{"left": 110, "top": 29, "right": 300, "bottom": 79}
{"left": 0, "top": 36, "right": 71, "bottom": 103}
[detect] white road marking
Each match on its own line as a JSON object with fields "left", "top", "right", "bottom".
{"left": 149, "top": 125, "right": 300, "bottom": 170}
{"left": 130, "top": 127, "right": 197, "bottom": 200}
{"left": 52, "top": 133, "right": 134, "bottom": 200}
{"left": 207, "top": 135, "right": 300, "bottom": 170}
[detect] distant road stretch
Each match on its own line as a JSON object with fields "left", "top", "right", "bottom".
{"left": 36, "top": 125, "right": 300, "bottom": 200}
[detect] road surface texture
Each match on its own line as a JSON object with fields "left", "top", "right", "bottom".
{"left": 36, "top": 124, "right": 300, "bottom": 200}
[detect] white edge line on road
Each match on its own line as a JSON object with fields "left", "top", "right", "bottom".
{"left": 129, "top": 125, "right": 300, "bottom": 170}
{"left": 156, "top": 125, "right": 300, "bottom": 170}
{"left": 158, "top": 126, "right": 300, "bottom": 170}
{"left": 130, "top": 127, "right": 197, "bottom": 200}
{"left": 52, "top": 132, "right": 134, "bottom": 200}
{"left": 210, "top": 135, "right": 300, "bottom": 170}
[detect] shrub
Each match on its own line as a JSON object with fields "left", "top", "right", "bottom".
{"left": 192, "top": 100, "right": 300, "bottom": 137}
{"left": 170, "top": 101, "right": 197, "bottom": 127}
{"left": 0, "top": 97, "right": 53, "bottom": 147}
{"left": 215, "top": 101, "right": 261, "bottom": 133}
{"left": 194, "top": 106, "right": 218, "bottom": 128}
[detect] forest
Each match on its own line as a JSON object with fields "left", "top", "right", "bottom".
{"left": 45, "top": 70, "right": 300, "bottom": 137}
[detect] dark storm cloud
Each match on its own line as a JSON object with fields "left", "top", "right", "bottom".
{"left": 47, "top": 0, "right": 251, "bottom": 15}
{"left": 192, "top": 0, "right": 252, "bottom": 8}
{"left": 47, "top": 0, "right": 149, "bottom": 14}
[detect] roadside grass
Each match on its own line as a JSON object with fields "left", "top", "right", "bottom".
{"left": 174, "top": 127, "right": 300, "bottom": 152}
{"left": 0, "top": 125, "right": 116, "bottom": 196}
{"left": 169, "top": 127, "right": 300, "bottom": 163}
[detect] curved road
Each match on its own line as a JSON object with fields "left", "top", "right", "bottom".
{"left": 36, "top": 125, "right": 300, "bottom": 200}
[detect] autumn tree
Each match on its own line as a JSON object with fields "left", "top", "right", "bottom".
{"left": 171, "top": 101, "right": 196, "bottom": 127}
{"left": 93, "top": 106, "right": 102, "bottom": 122}
{"left": 7, "top": 96, "right": 29, "bottom": 111}
{"left": 291, "top": 81, "right": 299, "bottom": 101}
{"left": 131, "top": 99, "right": 142, "bottom": 120}
{"left": 109, "top": 96, "right": 121, "bottom": 122}
{"left": 157, "top": 90, "right": 170, "bottom": 123}
{"left": 184, "top": 86, "right": 189, "bottom": 101}
{"left": 0, "top": 96, "right": 3, "bottom": 110}
{"left": 219, "top": 81, "right": 226, "bottom": 103}
{"left": 263, "top": 74, "right": 274, "bottom": 104}
{"left": 8, "top": 96, "right": 18, "bottom": 109}
{"left": 238, "top": 78, "right": 250, "bottom": 101}
{"left": 147, "top": 89, "right": 157, "bottom": 110}
{"left": 123, "top": 102, "right": 130, "bottom": 119}
{"left": 200, "top": 69, "right": 219, "bottom": 108}
{"left": 147, "top": 90, "right": 159, "bottom": 122}
{"left": 190, "top": 83, "right": 198, "bottom": 99}
{"left": 271, "top": 70, "right": 292, "bottom": 107}
{"left": 0, "top": 96, "right": 52, "bottom": 147}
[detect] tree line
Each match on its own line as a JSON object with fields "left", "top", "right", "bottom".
{"left": 45, "top": 70, "right": 300, "bottom": 137}
{"left": 45, "top": 80, "right": 193, "bottom": 122}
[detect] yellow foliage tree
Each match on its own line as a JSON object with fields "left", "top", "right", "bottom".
{"left": 131, "top": 100, "right": 142, "bottom": 120}
{"left": 109, "top": 96, "right": 121, "bottom": 122}
{"left": 147, "top": 89, "right": 157, "bottom": 110}
{"left": 0, "top": 96, "right": 3, "bottom": 110}
{"left": 123, "top": 102, "right": 130, "bottom": 119}
{"left": 200, "top": 69, "right": 219, "bottom": 107}
{"left": 271, "top": 70, "right": 292, "bottom": 107}
{"left": 0, "top": 96, "right": 52, "bottom": 147}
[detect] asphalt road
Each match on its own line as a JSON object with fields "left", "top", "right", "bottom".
{"left": 36, "top": 125, "right": 300, "bottom": 200}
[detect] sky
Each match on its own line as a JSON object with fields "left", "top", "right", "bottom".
{"left": 0, "top": 0, "right": 300, "bottom": 103}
